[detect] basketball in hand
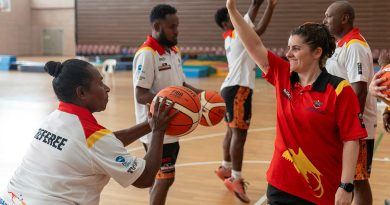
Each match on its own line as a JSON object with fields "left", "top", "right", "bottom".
{"left": 150, "top": 86, "right": 201, "bottom": 137}
{"left": 380, "top": 64, "right": 390, "bottom": 96}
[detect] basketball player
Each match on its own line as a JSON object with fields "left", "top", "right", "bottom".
{"left": 225, "top": 0, "right": 367, "bottom": 204}
{"left": 0, "top": 59, "right": 176, "bottom": 205}
{"left": 132, "top": 4, "right": 202, "bottom": 205}
{"left": 214, "top": 0, "right": 277, "bottom": 203}
{"left": 323, "top": 2, "right": 377, "bottom": 204}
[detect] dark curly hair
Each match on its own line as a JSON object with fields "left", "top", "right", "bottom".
{"left": 291, "top": 23, "right": 336, "bottom": 68}
{"left": 215, "top": 7, "right": 229, "bottom": 29}
{"left": 150, "top": 4, "right": 177, "bottom": 23}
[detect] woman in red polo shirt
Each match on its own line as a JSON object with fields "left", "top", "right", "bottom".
{"left": 226, "top": 0, "right": 367, "bottom": 204}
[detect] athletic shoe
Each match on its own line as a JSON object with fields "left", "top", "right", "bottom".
{"left": 224, "top": 177, "right": 250, "bottom": 203}
{"left": 385, "top": 199, "right": 390, "bottom": 205}
{"left": 214, "top": 166, "right": 231, "bottom": 181}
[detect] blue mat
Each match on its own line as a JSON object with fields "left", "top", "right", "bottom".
{"left": 183, "top": 65, "right": 209, "bottom": 78}
{"left": 18, "top": 62, "right": 45, "bottom": 72}
{"left": 116, "top": 61, "right": 132, "bottom": 71}
{"left": 182, "top": 65, "right": 216, "bottom": 78}
{"left": 0, "top": 55, "right": 16, "bottom": 70}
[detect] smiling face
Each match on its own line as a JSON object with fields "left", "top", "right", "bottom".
{"left": 82, "top": 66, "right": 110, "bottom": 112}
{"left": 286, "top": 35, "right": 320, "bottom": 73}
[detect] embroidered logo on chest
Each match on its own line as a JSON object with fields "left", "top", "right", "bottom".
{"left": 313, "top": 100, "right": 322, "bottom": 109}
{"left": 158, "top": 63, "right": 172, "bottom": 71}
{"left": 305, "top": 100, "right": 325, "bottom": 114}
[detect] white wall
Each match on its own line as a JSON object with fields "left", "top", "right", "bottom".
{"left": 0, "top": 0, "right": 31, "bottom": 55}
{"left": 0, "top": 0, "right": 75, "bottom": 56}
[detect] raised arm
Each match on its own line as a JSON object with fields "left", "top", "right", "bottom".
{"left": 254, "top": 0, "right": 277, "bottom": 36}
{"left": 247, "top": 0, "right": 263, "bottom": 22}
{"left": 227, "top": 0, "right": 270, "bottom": 74}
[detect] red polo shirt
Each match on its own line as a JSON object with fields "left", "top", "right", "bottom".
{"left": 264, "top": 51, "right": 367, "bottom": 205}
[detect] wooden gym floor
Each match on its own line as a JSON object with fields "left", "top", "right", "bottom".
{"left": 1, "top": 62, "right": 390, "bottom": 204}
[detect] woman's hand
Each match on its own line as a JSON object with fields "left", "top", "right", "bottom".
{"left": 147, "top": 97, "right": 178, "bottom": 134}
{"left": 369, "top": 70, "right": 389, "bottom": 100}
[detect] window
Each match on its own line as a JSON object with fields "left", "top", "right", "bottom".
{"left": 0, "top": 0, "right": 11, "bottom": 12}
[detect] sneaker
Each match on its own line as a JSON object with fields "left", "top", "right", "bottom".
{"left": 385, "top": 199, "right": 390, "bottom": 205}
{"left": 214, "top": 166, "right": 231, "bottom": 181}
{"left": 224, "top": 177, "right": 250, "bottom": 203}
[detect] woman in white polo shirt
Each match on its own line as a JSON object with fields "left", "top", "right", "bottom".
{"left": 1, "top": 59, "right": 175, "bottom": 205}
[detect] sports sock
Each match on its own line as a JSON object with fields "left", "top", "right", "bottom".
{"left": 232, "top": 170, "right": 242, "bottom": 179}
{"left": 222, "top": 160, "right": 232, "bottom": 169}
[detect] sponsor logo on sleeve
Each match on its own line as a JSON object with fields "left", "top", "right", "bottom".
{"left": 357, "top": 62, "right": 362, "bottom": 75}
{"left": 0, "top": 198, "right": 8, "bottom": 205}
{"left": 3, "top": 192, "right": 25, "bottom": 205}
{"left": 127, "top": 160, "right": 138, "bottom": 173}
{"left": 115, "top": 155, "right": 134, "bottom": 168}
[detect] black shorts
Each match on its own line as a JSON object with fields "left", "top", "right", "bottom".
{"left": 221, "top": 85, "right": 252, "bottom": 129}
{"left": 143, "top": 142, "right": 180, "bottom": 179}
{"left": 267, "top": 184, "right": 315, "bottom": 205}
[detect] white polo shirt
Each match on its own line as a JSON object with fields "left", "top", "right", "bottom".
{"left": 326, "top": 28, "right": 377, "bottom": 139}
{"left": 221, "top": 14, "right": 257, "bottom": 90}
{"left": 2, "top": 102, "right": 145, "bottom": 205}
{"left": 133, "top": 36, "right": 186, "bottom": 144}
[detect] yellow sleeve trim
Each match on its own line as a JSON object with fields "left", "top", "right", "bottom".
{"left": 135, "top": 47, "right": 156, "bottom": 56}
{"left": 335, "top": 80, "right": 350, "bottom": 96}
{"left": 387, "top": 105, "right": 390, "bottom": 111}
{"left": 346, "top": 39, "right": 368, "bottom": 48}
{"left": 87, "top": 129, "right": 112, "bottom": 149}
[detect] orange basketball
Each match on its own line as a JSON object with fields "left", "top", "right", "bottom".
{"left": 150, "top": 86, "right": 201, "bottom": 137}
{"left": 198, "top": 90, "right": 226, "bottom": 127}
{"left": 379, "top": 64, "right": 390, "bottom": 96}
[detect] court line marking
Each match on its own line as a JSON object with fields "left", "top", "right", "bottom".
{"left": 127, "top": 126, "right": 276, "bottom": 152}
{"left": 175, "top": 160, "right": 270, "bottom": 167}
{"left": 254, "top": 194, "right": 267, "bottom": 205}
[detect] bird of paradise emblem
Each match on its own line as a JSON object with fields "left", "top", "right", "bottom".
{"left": 282, "top": 148, "right": 324, "bottom": 198}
